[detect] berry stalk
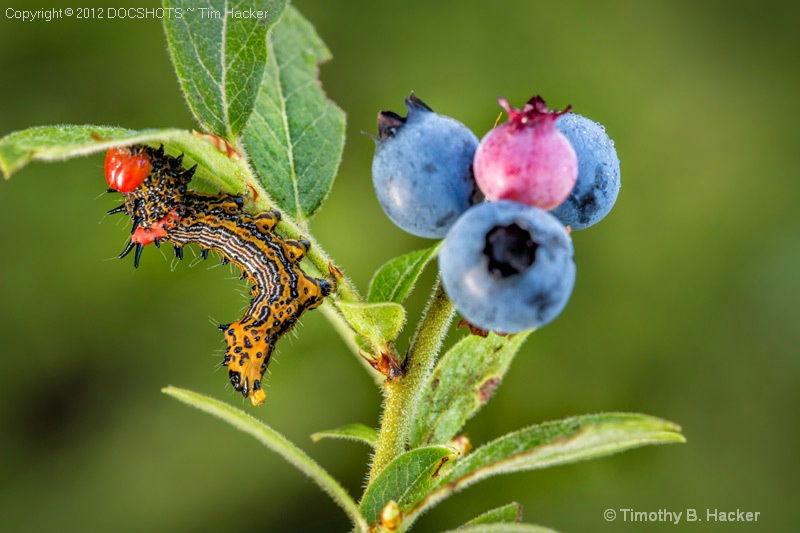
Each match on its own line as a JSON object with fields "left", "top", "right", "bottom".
{"left": 369, "top": 280, "right": 455, "bottom": 481}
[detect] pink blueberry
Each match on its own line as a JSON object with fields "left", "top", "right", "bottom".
{"left": 474, "top": 95, "right": 578, "bottom": 210}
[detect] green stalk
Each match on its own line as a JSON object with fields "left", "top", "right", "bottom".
{"left": 368, "top": 280, "right": 455, "bottom": 482}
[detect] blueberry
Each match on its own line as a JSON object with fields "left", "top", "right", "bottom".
{"left": 474, "top": 95, "right": 577, "bottom": 210}
{"left": 551, "top": 113, "right": 621, "bottom": 230}
{"left": 372, "top": 93, "right": 481, "bottom": 238}
{"left": 439, "top": 200, "right": 575, "bottom": 333}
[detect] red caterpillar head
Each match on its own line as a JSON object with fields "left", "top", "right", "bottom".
{"left": 105, "top": 146, "right": 152, "bottom": 193}
{"left": 104, "top": 143, "right": 335, "bottom": 406}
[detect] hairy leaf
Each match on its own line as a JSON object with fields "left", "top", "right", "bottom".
{"left": 243, "top": 6, "right": 346, "bottom": 221}
{"left": 0, "top": 125, "right": 248, "bottom": 192}
{"left": 444, "top": 414, "right": 684, "bottom": 485}
{"left": 337, "top": 301, "right": 406, "bottom": 346}
{"left": 445, "top": 524, "right": 558, "bottom": 533}
{"left": 162, "top": 0, "right": 287, "bottom": 139}
{"left": 409, "top": 332, "right": 530, "bottom": 447}
{"left": 311, "top": 423, "right": 378, "bottom": 448}
{"left": 367, "top": 243, "right": 441, "bottom": 304}
{"left": 359, "top": 445, "right": 456, "bottom": 525}
{"left": 162, "top": 387, "right": 368, "bottom": 532}
{"left": 461, "top": 502, "right": 522, "bottom": 527}
{"left": 407, "top": 413, "right": 684, "bottom": 520}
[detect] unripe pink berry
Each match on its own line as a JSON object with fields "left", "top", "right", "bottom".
{"left": 474, "top": 95, "right": 578, "bottom": 210}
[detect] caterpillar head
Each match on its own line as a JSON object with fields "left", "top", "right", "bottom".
{"left": 105, "top": 146, "right": 152, "bottom": 193}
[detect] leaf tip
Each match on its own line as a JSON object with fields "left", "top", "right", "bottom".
{"left": 161, "top": 385, "right": 190, "bottom": 403}
{"left": 664, "top": 431, "right": 687, "bottom": 444}
{"left": 646, "top": 417, "right": 685, "bottom": 440}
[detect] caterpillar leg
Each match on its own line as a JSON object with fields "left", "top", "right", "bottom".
{"left": 319, "top": 277, "right": 334, "bottom": 298}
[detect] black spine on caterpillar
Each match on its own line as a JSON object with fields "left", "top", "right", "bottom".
{"left": 105, "top": 145, "right": 333, "bottom": 405}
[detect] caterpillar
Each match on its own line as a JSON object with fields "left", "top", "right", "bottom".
{"left": 105, "top": 145, "right": 333, "bottom": 406}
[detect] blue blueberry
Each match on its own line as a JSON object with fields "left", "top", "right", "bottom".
{"left": 551, "top": 113, "right": 621, "bottom": 230}
{"left": 439, "top": 201, "right": 575, "bottom": 333}
{"left": 372, "top": 93, "right": 481, "bottom": 238}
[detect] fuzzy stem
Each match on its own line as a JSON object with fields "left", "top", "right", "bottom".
{"left": 368, "top": 279, "right": 455, "bottom": 482}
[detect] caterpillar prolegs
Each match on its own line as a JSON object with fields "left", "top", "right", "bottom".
{"left": 105, "top": 145, "right": 333, "bottom": 406}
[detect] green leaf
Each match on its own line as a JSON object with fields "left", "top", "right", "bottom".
{"left": 243, "top": 6, "right": 346, "bottom": 221}
{"left": 409, "top": 332, "right": 530, "bottom": 448}
{"left": 461, "top": 502, "right": 522, "bottom": 527}
{"left": 311, "top": 423, "right": 378, "bottom": 448}
{"left": 444, "top": 414, "right": 684, "bottom": 484}
{"left": 0, "top": 125, "right": 248, "bottom": 192}
{"left": 445, "top": 524, "right": 558, "bottom": 533}
{"left": 367, "top": 243, "right": 441, "bottom": 304}
{"left": 162, "top": 0, "right": 287, "bottom": 139}
{"left": 162, "top": 387, "right": 369, "bottom": 532}
{"left": 359, "top": 445, "right": 457, "bottom": 525}
{"left": 337, "top": 301, "right": 406, "bottom": 345}
{"left": 407, "top": 413, "right": 684, "bottom": 521}
{"left": 0, "top": 124, "right": 124, "bottom": 178}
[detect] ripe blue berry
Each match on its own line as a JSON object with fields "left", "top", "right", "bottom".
{"left": 372, "top": 93, "right": 481, "bottom": 238}
{"left": 439, "top": 201, "right": 575, "bottom": 333}
{"left": 474, "top": 95, "right": 577, "bottom": 210}
{"left": 550, "top": 113, "right": 621, "bottom": 230}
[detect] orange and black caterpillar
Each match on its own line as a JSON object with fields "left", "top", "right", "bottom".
{"left": 105, "top": 145, "right": 333, "bottom": 406}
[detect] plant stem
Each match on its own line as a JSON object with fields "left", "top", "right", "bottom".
{"left": 368, "top": 280, "right": 455, "bottom": 482}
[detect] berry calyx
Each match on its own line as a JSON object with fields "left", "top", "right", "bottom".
{"left": 499, "top": 95, "right": 570, "bottom": 128}
{"left": 484, "top": 222, "right": 538, "bottom": 277}
{"left": 105, "top": 146, "right": 152, "bottom": 193}
{"left": 474, "top": 95, "right": 578, "bottom": 210}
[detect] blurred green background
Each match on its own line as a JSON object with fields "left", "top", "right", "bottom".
{"left": 1, "top": 1, "right": 798, "bottom": 531}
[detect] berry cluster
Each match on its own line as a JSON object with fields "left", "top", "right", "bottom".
{"left": 371, "top": 94, "right": 620, "bottom": 333}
